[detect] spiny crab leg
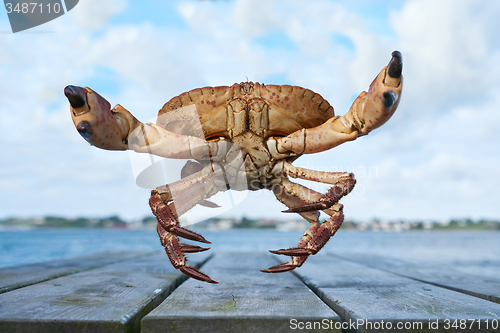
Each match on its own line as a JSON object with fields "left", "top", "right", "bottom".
{"left": 150, "top": 191, "right": 210, "bottom": 244}
{"left": 264, "top": 179, "right": 346, "bottom": 272}
{"left": 180, "top": 161, "right": 220, "bottom": 208}
{"left": 150, "top": 165, "right": 224, "bottom": 284}
{"left": 151, "top": 191, "right": 218, "bottom": 284}
{"left": 283, "top": 162, "right": 356, "bottom": 213}
{"left": 269, "top": 51, "right": 403, "bottom": 155}
{"left": 278, "top": 177, "right": 338, "bottom": 216}
{"left": 272, "top": 182, "right": 320, "bottom": 224}
{"left": 271, "top": 204, "right": 345, "bottom": 257}
{"left": 262, "top": 221, "right": 319, "bottom": 273}
{"left": 282, "top": 181, "right": 354, "bottom": 213}
{"left": 263, "top": 183, "right": 321, "bottom": 273}
{"left": 283, "top": 161, "right": 354, "bottom": 185}
{"left": 157, "top": 224, "right": 217, "bottom": 284}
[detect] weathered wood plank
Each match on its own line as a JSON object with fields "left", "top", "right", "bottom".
{"left": 142, "top": 253, "right": 341, "bottom": 333}
{"left": 0, "top": 251, "right": 154, "bottom": 294}
{"left": 452, "top": 262, "right": 500, "bottom": 281}
{"left": 0, "top": 252, "right": 211, "bottom": 333}
{"left": 336, "top": 253, "right": 500, "bottom": 304}
{"left": 291, "top": 255, "right": 500, "bottom": 333}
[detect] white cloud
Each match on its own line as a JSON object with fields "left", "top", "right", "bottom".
{"left": 391, "top": 0, "right": 500, "bottom": 115}
{"left": 73, "top": 0, "right": 127, "bottom": 32}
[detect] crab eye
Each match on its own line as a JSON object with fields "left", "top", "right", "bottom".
{"left": 77, "top": 121, "right": 93, "bottom": 139}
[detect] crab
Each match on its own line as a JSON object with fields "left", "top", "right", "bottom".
{"left": 65, "top": 51, "right": 403, "bottom": 284}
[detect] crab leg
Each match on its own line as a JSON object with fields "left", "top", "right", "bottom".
{"left": 279, "top": 177, "right": 339, "bottom": 217}
{"left": 271, "top": 204, "right": 345, "bottom": 257}
{"left": 180, "top": 161, "right": 220, "bottom": 208}
{"left": 264, "top": 180, "right": 345, "bottom": 272}
{"left": 269, "top": 51, "right": 403, "bottom": 155}
{"left": 280, "top": 166, "right": 356, "bottom": 213}
{"left": 151, "top": 190, "right": 218, "bottom": 283}
{"left": 283, "top": 161, "right": 354, "bottom": 185}
{"left": 272, "top": 183, "right": 320, "bottom": 223}
{"left": 262, "top": 221, "right": 319, "bottom": 273}
{"left": 149, "top": 165, "right": 225, "bottom": 284}
{"left": 262, "top": 183, "right": 321, "bottom": 272}
{"left": 157, "top": 223, "right": 216, "bottom": 284}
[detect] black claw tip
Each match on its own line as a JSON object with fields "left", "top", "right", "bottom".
{"left": 383, "top": 90, "right": 397, "bottom": 109}
{"left": 77, "top": 120, "right": 93, "bottom": 139}
{"left": 388, "top": 51, "right": 403, "bottom": 78}
{"left": 64, "top": 85, "right": 86, "bottom": 108}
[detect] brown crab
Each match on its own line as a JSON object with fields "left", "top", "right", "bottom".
{"left": 65, "top": 51, "right": 403, "bottom": 284}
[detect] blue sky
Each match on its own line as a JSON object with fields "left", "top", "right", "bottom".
{"left": 1, "top": 0, "right": 499, "bottom": 223}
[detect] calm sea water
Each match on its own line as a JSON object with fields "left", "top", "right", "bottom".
{"left": 0, "top": 229, "right": 499, "bottom": 269}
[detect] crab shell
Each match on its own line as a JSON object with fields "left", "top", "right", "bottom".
{"left": 158, "top": 82, "right": 335, "bottom": 141}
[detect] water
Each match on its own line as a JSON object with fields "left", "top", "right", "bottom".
{"left": 0, "top": 229, "right": 499, "bottom": 269}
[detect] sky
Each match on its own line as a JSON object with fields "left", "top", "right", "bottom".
{"left": 0, "top": 0, "right": 499, "bottom": 223}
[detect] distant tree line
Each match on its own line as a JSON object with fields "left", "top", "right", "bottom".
{"left": 1, "top": 216, "right": 499, "bottom": 230}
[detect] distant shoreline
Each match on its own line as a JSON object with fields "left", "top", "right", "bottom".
{"left": 1, "top": 216, "right": 499, "bottom": 232}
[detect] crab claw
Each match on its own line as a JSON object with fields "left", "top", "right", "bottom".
{"left": 65, "top": 85, "right": 135, "bottom": 151}
{"left": 387, "top": 50, "right": 402, "bottom": 80}
{"left": 347, "top": 51, "right": 403, "bottom": 134}
{"left": 65, "top": 85, "right": 86, "bottom": 109}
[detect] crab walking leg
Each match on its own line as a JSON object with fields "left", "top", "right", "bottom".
{"left": 269, "top": 51, "right": 403, "bottom": 155}
{"left": 262, "top": 222, "right": 319, "bottom": 273}
{"left": 272, "top": 183, "right": 320, "bottom": 224}
{"left": 281, "top": 161, "right": 356, "bottom": 212}
{"left": 269, "top": 178, "right": 347, "bottom": 258}
{"left": 154, "top": 163, "right": 218, "bottom": 203}
{"left": 282, "top": 173, "right": 355, "bottom": 213}
{"left": 264, "top": 181, "right": 346, "bottom": 272}
{"left": 151, "top": 169, "right": 222, "bottom": 241}
{"left": 279, "top": 178, "right": 339, "bottom": 217}
{"left": 150, "top": 184, "right": 221, "bottom": 283}
{"left": 180, "top": 161, "right": 220, "bottom": 208}
{"left": 262, "top": 184, "right": 321, "bottom": 273}
{"left": 272, "top": 204, "right": 345, "bottom": 257}
{"left": 150, "top": 166, "right": 226, "bottom": 283}
{"left": 150, "top": 191, "right": 210, "bottom": 244}
{"left": 283, "top": 161, "right": 353, "bottom": 185}
{"left": 157, "top": 223, "right": 217, "bottom": 284}
{"left": 167, "top": 179, "right": 220, "bottom": 219}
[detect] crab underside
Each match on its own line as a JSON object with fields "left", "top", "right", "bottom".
{"left": 65, "top": 52, "right": 403, "bottom": 283}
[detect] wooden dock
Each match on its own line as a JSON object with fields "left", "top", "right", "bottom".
{"left": 1, "top": 251, "right": 499, "bottom": 333}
